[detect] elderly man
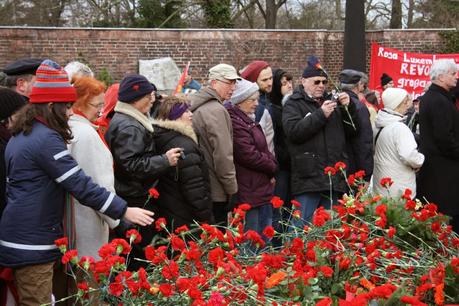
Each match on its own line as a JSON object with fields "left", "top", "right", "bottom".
{"left": 339, "top": 69, "right": 374, "bottom": 183}
{"left": 282, "top": 56, "right": 358, "bottom": 227}
{"left": 418, "top": 59, "right": 459, "bottom": 233}
{"left": 3, "top": 58, "right": 42, "bottom": 102}
{"left": 190, "top": 64, "right": 240, "bottom": 225}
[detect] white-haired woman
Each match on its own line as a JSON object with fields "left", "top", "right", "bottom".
{"left": 373, "top": 88, "right": 424, "bottom": 198}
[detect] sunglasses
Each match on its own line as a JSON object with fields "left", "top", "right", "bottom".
{"left": 313, "top": 80, "right": 328, "bottom": 85}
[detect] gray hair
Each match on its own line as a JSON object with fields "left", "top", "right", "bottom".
{"left": 340, "top": 83, "right": 358, "bottom": 91}
{"left": 429, "top": 59, "right": 457, "bottom": 81}
{"left": 64, "top": 61, "right": 94, "bottom": 80}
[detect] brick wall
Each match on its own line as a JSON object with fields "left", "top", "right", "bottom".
{"left": 0, "top": 27, "right": 451, "bottom": 84}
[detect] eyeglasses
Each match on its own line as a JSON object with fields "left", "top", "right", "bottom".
{"left": 88, "top": 103, "right": 104, "bottom": 110}
{"left": 313, "top": 80, "right": 328, "bottom": 85}
{"left": 218, "top": 79, "right": 236, "bottom": 86}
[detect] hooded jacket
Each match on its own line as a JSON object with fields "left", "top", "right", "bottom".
{"left": 153, "top": 119, "right": 213, "bottom": 228}
{"left": 270, "top": 68, "right": 291, "bottom": 170}
{"left": 189, "top": 86, "right": 237, "bottom": 202}
{"left": 373, "top": 109, "right": 424, "bottom": 197}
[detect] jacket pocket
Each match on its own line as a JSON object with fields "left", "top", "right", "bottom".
{"left": 293, "top": 152, "right": 318, "bottom": 178}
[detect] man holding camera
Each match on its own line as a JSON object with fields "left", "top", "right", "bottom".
{"left": 282, "top": 57, "right": 359, "bottom": 227}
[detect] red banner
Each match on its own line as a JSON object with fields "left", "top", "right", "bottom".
{"left": 369, "top": 42, "right": 459, "bottom": 98}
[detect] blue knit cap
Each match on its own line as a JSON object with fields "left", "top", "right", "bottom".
{"left": 118, "top": 74, "right": 154, "bottom": 103}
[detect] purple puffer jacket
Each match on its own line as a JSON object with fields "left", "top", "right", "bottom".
{"left": 226, "top": 104, "right": 278, "bottom": 208}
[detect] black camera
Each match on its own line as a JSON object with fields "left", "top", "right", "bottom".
{"left": 330, "top": 90, "right": 340, "bottom": 102}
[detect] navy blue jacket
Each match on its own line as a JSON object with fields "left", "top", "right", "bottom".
{"left": 0, "top": 121, "right": 127, "bottom": 268}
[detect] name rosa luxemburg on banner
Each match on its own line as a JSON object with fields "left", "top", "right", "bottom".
{"left": 369, "top": 42, "right": 459, "bottom": 98}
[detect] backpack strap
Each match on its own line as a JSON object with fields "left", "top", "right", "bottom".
{"left": 375, "top": 127, "right": 384, "bottom": 145}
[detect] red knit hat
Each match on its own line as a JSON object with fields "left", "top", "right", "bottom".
{"left": 29, "top": 59, "right": 77, "bottom": 103}
{"left": 240, "top": 60, "right": 270, "bottom": 82}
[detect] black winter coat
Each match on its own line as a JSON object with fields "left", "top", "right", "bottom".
{"left": 105, "top": 105, "right": 170, "bottom": 202}
{"left": 153, "top": 119, "right": 213, "bottom": 229}
{"left": 282, "top": 85, "right": 359, "bottom": 195}
{"left": 271, "top": 68, "right": 291, "bottom": 170}
{"left": 343, "top": 90, "right": 374, "bottom": 181}
{"left": 418, "top": 83, "right": 459, "bottom": 216}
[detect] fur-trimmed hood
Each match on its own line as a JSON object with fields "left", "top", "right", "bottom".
{"left": 114, "top": 101, "right": 154, "bottom": 133}
{"left": 152, "top": 119, "right": 198, "bottom": 144}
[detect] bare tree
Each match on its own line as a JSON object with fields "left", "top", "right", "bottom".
{"left": 389, "top": 0, "right": 402, "bottom": 28}
{"left": 255, "top": 0, "right": 287, "bottom": 29}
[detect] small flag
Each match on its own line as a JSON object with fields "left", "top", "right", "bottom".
{"left": 174, "top": 61, "right": 191, "bottom": 95}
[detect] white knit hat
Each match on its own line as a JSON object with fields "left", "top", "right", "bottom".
{"left": 382, "top": 88, "right": 408, "bottom": 111}
{"left": 230, "top": 78, "right": 259, "bottom": 105}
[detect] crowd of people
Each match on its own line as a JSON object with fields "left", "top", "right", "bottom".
{"left": 0, "top": 55, "right": 457, "bottom": 305}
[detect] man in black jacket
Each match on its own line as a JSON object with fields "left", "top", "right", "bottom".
{"left": 339, "top": 69, "right": 374, "bottom": 184}
{"left": 418, "top": 59, "right": 459, "bottom": 233}
{"left": 282, "top": 57, "right": 358, "bottom": 227}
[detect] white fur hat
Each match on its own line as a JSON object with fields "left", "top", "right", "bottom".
{"left": 382, "top": 88, "right": 408, "bottom": 111}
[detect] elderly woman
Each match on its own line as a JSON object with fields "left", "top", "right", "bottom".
{"left": 373, "top": 88, "right": 424, "bottom": 198}
{"left": 226, "top": 78, "right": 278, "bottom": 236}
{"left": 68, "top": 76, "right": 120, "bottom": 260}
{"left": 0, "top": 60, "right": 153, "bottom": 306}
{"left": 105, "top": 74, "right": 182, "bottom": 269}
{"left": 152, "top": 96, "right": 213, "bottom": 230}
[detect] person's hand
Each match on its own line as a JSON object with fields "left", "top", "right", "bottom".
{"left": 337, "top": 92, "right": 350, "bottom": 106}
{"left": 123, "top": 207, "right": 154, "bottom": 226}
{"left": 165, "top": 148, "right": 182, "bottom": 166}
{"left": 321, "top": 100, "right": 337, "bottom": 118}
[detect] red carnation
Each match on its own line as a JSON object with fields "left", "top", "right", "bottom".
{"left": 320, "top": 266, "right": 334, "bottom": 278}
{"left": 316, "top": 297, "right": 332, "bottom": 306}
{"left": 111, "top": 238, "right": 131, "bottom": 255}
{"left": 170, "top": 235, "right": 186, "bottom": 251}
{"left": 262, "top": 226, "right": 275, "bottom": 239}
{"left": 126, "top": 229, "right": 142, "bottom": 244}
{"left": 155, "top": 217, "right": 167, "bottom": 231}
{"left": 324, "top": 166, "right": 336, "bottom": 176}
{"left": 148, "top": 187, "right": 160, "bottom": 199}
{"left": 334, "top": 161, "right": 346, "bottom": 171}
{"left": 387, "top": 226, "right": 396, "bottom": 238}
{"left": 159, "top": 283, "right": 174, "bottom": 297}
{"left": 174, "top": 225, "right": 190, "bottom": 234}
{"left": 62, "top": 249, "right": 78, "bottom": 265}
{"left": 291, "top": 199, "right": 301, "bottom": 208}
{"left": 54, "top": 237, "right": 68, "bottom": 253}
{"left": 270, "top": 196, "right": 284, "bottom": 208}
{"left": 238, "top": 203, "right": 251, "bottom": 211}
{"left": 380, "top": 177, "right": 393, "bottom": 188}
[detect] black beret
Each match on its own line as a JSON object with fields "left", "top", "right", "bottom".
{"left": 339, "top": 69, "right": 362, "bottom": 85}
{"left": 3, "top": 58, "right": 43, "bottom": 76}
